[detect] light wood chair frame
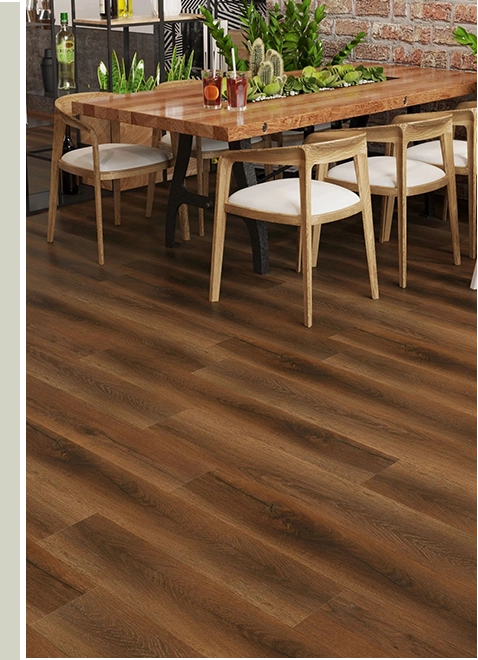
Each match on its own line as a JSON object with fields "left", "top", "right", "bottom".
{"left": 47, "top": 91, "right": 174, "bottom": 265}
{"left": 392, "top": 104, "right": 476, "bottom": 259}
{"left": 209, "top": 133, "right": 379, "bottom": 328}
{"left": 310, "top": 114, "right": 460, "bottom": 288}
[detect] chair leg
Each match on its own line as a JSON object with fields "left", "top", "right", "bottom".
{"left": 301, "top": 222, "right": 313, "bottom": 328}
{"left": 113, "top": 180, "right": 121, "bottom": 226}
{"left": 379, "top": 195, "right": 395, "bottom": 243}
{"left": 468, "top": 171, "right": 477, "bottom": 259}
{"left": 298, "top": 224, "right": 321, "bottom": 273}
{"left": 312, "top": 224, "right": 321, "bottom": 267}
{"left": 209, "top": 206, "right": 227, "bottom": 303}
{"left": 47, "top": 114, "right": 65, "bottom": 244}
{"left": 397, "top": 193, "right": 407, "bottom": 288}
{"left": 94, "top": 180, "right": 105, "bottom": 265}
{"left": 446, "top": 180, "right": 461, "bottom": 267}
{"left": 179, "top": 205, "right": 191, "bottom": 241}
{"left": 362, "top": 208, "right": 380, "bottom": 300}
{"left": 145, "top": 171, "right": 156, "bottom": 218}
{"left": 47, "top": 165, "right": 60, "bottom": 243}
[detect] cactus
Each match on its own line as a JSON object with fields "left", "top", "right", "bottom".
{"left": 257, "top": 61, "right": 274, "bottom": 87}
{"left": 265, "top": 49, "right": 284, "bottom": 79}
{"left": 249, "top": 38, "right": 265, "bottom": 77}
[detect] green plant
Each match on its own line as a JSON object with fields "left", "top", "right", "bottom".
{"left": 282, "top": 64, "right": 386, "bottom": 96}
{"left": 97, "top": 51, "right": 159, "bottom": 92}
{"left": 97, "top": 47, "right": 194, "bottom": 93}
{"left": 453, "top": 26, "right": 477, "bottom": 55}
{"left": 167, "top": 46, "right": 195, "bottom": 81}
{"left": 200, "top": 1, "right": 365, "bottom": 73}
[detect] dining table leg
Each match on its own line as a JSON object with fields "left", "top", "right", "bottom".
{"left": 229, "top": 139, "right": 270, "bottom": 275}
{"left": 165, "top": 134, "right": 270, "bottom": 275}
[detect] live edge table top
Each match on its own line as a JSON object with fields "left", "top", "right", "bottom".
{"left": 72, "top": 64, "right": 477, "bottom": 143}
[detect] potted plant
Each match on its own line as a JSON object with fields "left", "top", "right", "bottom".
{"left": 200, "top": 0, "right": 366, "bottom": 73}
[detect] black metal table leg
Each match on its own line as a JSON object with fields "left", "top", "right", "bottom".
{"left": 229, "top": 139, "right": 270, "bottom": 275}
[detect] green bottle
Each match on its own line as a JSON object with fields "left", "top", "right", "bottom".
{"left": 56, "top": 12, "right": 76, "bottom": 90}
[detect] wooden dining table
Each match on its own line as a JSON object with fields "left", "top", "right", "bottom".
{"left": 72, "top": 63, "right": 476, "bottom": 274}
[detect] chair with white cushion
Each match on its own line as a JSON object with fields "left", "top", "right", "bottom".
{"left": 393, "top": 103, "right": 476, "bottom": 259}
{"left": 209, "top": 133, "right": 379, "bottom": 327}
{"left": 47, "top": 92, "right": 174, "bottom": 265}
{"left": 311, "top": 114, "right": 460, "bottom": 288}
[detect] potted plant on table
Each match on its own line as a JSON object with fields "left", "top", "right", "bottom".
{"left": 200, "top": 0, "right": 385, "bottom": 102}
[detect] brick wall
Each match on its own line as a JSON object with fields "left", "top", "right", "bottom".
{"left": 267, "top": 0, "right": 477, "bottom": 72}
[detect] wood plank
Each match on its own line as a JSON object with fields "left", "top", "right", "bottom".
{"left": 26, "top": 538, "right": 95, "bottom": 624}
{"left": 26, "top": 625, "right": 70, "bottom": 659}
{"left": 31, "top": 586, "right": 202, "bottom": 658}
{"left": 178, "top": 470, "right": 476, "bottom": 655}
{"left": 27, "top": 425, "right": 343, "bottom": 628}
{"left": 295, "top": 587, "right": 476, "bottom": 658}
{"left": 27, "top": 377, "right": 213, "bottom": 491}
{"left": 363, "top": 459, "right": 476, "bottom": 534}
{"left": 38, "top": 514, "right": 335, "bottom": 657}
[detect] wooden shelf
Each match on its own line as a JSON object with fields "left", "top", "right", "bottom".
{"left": 73, "top": 14, "right": 202, "bottom": 28}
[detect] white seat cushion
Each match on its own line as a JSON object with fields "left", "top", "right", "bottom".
{"left": 228, "top": 178, "right": 360, "bottom": 216}
{"left": 327, "top": 155, "right": 445, "bottom": 189}
{"left": 159, "top": 133, "right": 262, "bottom": 152}
{"left": 407, "top": 139, "right": 468, "bottom": 169}
{"left": 61, "top": 143, "right": 173, "bottom": 173}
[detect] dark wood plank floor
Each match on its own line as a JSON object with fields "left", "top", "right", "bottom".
{"left": 26, "top": 170, "right": 476, "bottom": 658}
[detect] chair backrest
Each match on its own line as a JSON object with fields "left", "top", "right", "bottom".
{"left": 54, "top": 91, "right": 114, "bottom": 141}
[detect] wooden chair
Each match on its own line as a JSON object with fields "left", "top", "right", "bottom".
{"left": 209, "top": 133, "right": 379, "bottom": 327}
{"left": 47, "top": 91, "right": 174, "bottom": 265}
{"left": 393, "top": 103, "right": 476, "bottom": 259}
{"left": 312, "top": 114, "right": 460, "bottom": 288}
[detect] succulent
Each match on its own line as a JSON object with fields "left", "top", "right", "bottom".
{"left": 249, "top": 38, "right": 265, "bottom": 77}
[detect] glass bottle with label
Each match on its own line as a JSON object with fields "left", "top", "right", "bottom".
{"left": 56, "top": 12, "right": 76, "bottom": 90}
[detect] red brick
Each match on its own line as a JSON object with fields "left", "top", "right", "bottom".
{"left": 412, "top": 2, "right": 454, "bottom": 20}
{"left": 421, "top": 49, "right": 448, "bottom": 68}
{"left": 372, "top": 22, "right": 414, "bottom": 42}
{"left": 393, "top": 0, "right": 407, "bottom": 17}
{"left": 323, "top": 0, "right": 353, "bottom": 13}
{"left": 335, "top": 19, "right": 369, "bottom": 36}
{"left": 454, "top": 4, "right": 477, "bottom": 24}
{"left": 393, "top": 47, "right": 423, "bottom": 65}
{"left": 434, "top": 26, "right": 460, "bottom": 46}
{"left": 355, "top": 0, "right": 390, "bottom": 17}
{"left": 414, "top": 26, "right": 432, "bottom": 45}
{"left": 451, "top": 51, "right": 478, "bottom": 71}
{"left": 319, "top": 18, "right": 334, "bottom": 36}
{"left": 354, "top": 43, "right": 391, "bottom": 61}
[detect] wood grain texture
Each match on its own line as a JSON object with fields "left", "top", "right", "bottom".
{"left": 26, "top": 164, "right": 476, "bottom": 657}
{"left": 71, "top": 65, "right": 477, "bottom": 142}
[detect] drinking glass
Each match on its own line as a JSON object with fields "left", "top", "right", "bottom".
{"left": 226, "top": 72, "right": 248, "bottom": 111}
{"left": 201, "top": 69, "right": 223, "bottom": 110}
